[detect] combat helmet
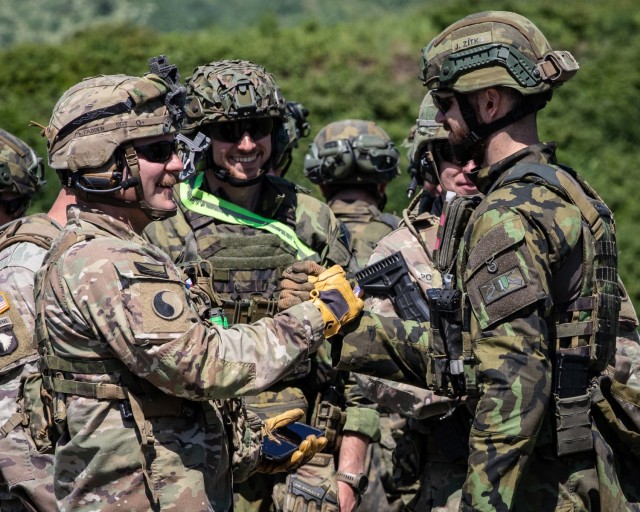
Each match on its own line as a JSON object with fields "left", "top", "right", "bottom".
{"left": 0, "top": 128, "right": 46, "bottom": 218}
{"left": 45, "top": 55, "right": 186, "bottom": 220}
{"left": 303, "top": 119, "right": 400, "bottom": 187}
{"left": 420, "top": 11, "right": 579, "bottom": 160}
{"left": 273, "top": 101, "right": 311, "bottom": 177}
{"left": 183, "top": 59, "right": 289, "bottom": 186}
{"left": 405, "top": 92, "right": 451, "bottom": 198}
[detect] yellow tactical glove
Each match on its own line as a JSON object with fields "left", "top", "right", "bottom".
{"left": 279, "top": 261, "right": 327, "bottom": 311}
{"left": 309, "top": 265, "right": 364, "bottom": 337}
{"left": 255, "top": 408, "right": 328, "bottom": 474}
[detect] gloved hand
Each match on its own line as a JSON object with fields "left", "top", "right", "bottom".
{"left": 279, "top": 261, "right": 327, "bottom": 311}
{"left": 272, "top": 453, "right": 339, "bottom": 512}
{"left": 309, "top": 265, "right": 363, "bottom": 337}
{"left": 255, "top": 408, "right": 328, "bottom": 474}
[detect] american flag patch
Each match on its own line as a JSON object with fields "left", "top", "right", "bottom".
{"left": 0, "top": 292, "right": 9, "bottom": 314}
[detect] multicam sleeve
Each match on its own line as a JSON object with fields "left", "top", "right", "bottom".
{"left": 55, "top": 237, "right": 325, "bottom": 400}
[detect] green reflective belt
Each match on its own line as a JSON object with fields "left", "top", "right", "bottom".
{"left": 180, "top": 174, "right": 316, "bottom": 260}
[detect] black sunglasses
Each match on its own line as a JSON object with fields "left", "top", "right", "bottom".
{"left": 208, "top": 118, "right": 274, "bottom": 143}
{"left": 431, "top": 92, "right": 455, "bottom": 113}
{"left": 135, "top": 140, "right": 178, "bottom": 163}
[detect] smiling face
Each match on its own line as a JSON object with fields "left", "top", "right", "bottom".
{"left": 118, "top": 133, "right": 182, "bottom": 230}
{"left": 437, "top": 158, "right": 478, "bottom": 196}
{"left": 210, "top": 130, "right": 272, "bottom": 181}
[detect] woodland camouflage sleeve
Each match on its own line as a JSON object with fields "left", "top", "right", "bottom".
{"left": 460, "top": 188, "right": 581, "bottom": 511}
{"left": 295, "top": 193, "right": 351, "bottom": 267}
{"left": 142, "top": 205, "right": 192, "bottom": 263}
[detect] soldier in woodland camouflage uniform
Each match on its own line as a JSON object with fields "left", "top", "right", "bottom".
{"left": 304, "top": 120, "right": 401, "bottom": 271}
{"left": 143, "top": 60, "right": 378, "bottom": 512}
{"left": 35, "top": 60, "right": 362, "bottom": 511}
{"left": 0, "top": 128, "right": 54, "bottom": 511}
{"left": 328, "top": 11, "right": 640, "bottom": 511}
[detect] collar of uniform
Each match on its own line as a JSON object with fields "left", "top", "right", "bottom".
{"left": 67, "top": 205, "right": 147, "bottom": 245}
{"left": 328, "top": 197, "right": 380, "bottom": 222}
{"left": 472, "top": 142, "right": 558, "bottom": 194}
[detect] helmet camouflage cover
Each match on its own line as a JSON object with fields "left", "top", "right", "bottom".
{"left": 46, "top": 71, "right": 184, "bottom": 188}
{"left": 304, "top": 119, "right": 400, "bottom": 185}
{"left": 184, "top": 59, "right": 286, "bottom": 131}
{"left": 420, "top": 11, "right": 579, "bottom": 95}
{"left": 0, "top": 128, "right": 45, "bottom": 198}
{"left": 409, "top": 92, "right": 449, "bottom": 167}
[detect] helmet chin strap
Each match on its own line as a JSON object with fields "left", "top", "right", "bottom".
{"left": 451, "top": 91, "right": 551, "bottom": 164}
{"left": 120, "top": 145, "right": 177, "bottom": 221}
{"left": 211, "top": 166, "right": 268, "bottom": 188}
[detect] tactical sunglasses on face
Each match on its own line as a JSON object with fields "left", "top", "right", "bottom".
{"left": 431, "top": 92, "right": 455, "bottom": 114}
{"left": 208, "top": 118, "right": 274, "bottom": 143}
{"left": 135, "top": 140, "right": 179, "bottom": 163}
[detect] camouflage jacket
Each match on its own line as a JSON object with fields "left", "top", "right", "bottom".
{"left": 0, "top": 213, "right": 59, "bottom": 512}
{"left": 338, "top": 143, "right": 639, "bottom": 511}
{"left": 328, "top": 197, "right": 399, "bottom": 271}
{"left": 354, "top": 207, "right": 458, "bottom": 419}
{"left": 36, "top": 206, "right": 325, "bottom": 512}
{"left": 144, "top": 174, "right": 379, "bottom": 442}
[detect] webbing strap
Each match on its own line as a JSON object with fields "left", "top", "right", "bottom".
{"left": 179, "top": 174, "right": 316, "bottom": 260}
{"left": 43, "top": 354, "right": 128, "bottom": 374}
{"left": 42, "top": 375, "right": 127, "bottom": 400}
{"left": 124, "top": 386, "right": 159, "bottom": 504}
{"left": 0, "top": 412, "right": 26, "bottom": 438}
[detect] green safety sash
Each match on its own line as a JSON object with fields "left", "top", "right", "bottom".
{"left": 179, "top": 174, "right": 316, "bottom": 260}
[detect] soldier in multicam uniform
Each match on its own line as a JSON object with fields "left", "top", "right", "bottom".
{"left": 35, "top": 59, "right": 362, "bottom": 512}
{"left": 326, "top": 11, "right": 640, "bottom": 511}
{"left": 0, "top": 128, "right": 54, "bottom": 511}
{"left": 352, "top": 92, "right": 479, "bottom": 512}
{"left": 304, "top": 119, "right": 401, "bottom": 271}
{"left": 142, "top": 59, "right": 378, "bottom": 512}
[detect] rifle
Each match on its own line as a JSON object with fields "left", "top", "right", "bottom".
{"left": 355, "top": 250, "right": 466, "bottom": 395}
{"left": 354, "top": 251, "right": 430, "bottom": 323}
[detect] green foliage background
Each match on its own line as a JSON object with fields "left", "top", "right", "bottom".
{"left": 1, "top": 0, "right": 640, "bottom": 301}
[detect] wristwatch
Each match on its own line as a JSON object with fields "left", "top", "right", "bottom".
{"left": 335, "top": 470, "right": 369, "bottom": 494}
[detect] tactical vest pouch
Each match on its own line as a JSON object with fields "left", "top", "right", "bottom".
{"left": 590, "top": 375, "right": 640, "bottom": 462}
{"left": 433, "top": 194, "right": 482, "bottom": 275}
{"left": 218, "top": 398, "right": 262, "bottom": 483}
{"left": 19, "top": 372, "right": 59, "bottom": 454}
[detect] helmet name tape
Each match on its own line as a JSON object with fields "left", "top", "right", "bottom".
{"left": 54, "top": 98, "right": 134, "bottom": 144}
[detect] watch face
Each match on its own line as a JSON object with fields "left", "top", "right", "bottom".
{"left": 356, "top": 474, "right": 369, "bottom": 494}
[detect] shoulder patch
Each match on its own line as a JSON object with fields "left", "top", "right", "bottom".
{"left": 0, "top": 291, "right": 9, "bottom": 314}
{"left": 134, "top": 262, "right": 169, "bottom": 278}
{"left": 152, "top": 290, "right": 184, "bottom": 320}
{"left": 479, "top": 267, "right": 526, "bottom": 305}
{"left": 0, "top": 317, "right": 17, "bottom": 356}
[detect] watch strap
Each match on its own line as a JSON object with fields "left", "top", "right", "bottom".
{"left": 335, "top": 470, "right": 368, "bottom": 494}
